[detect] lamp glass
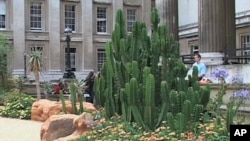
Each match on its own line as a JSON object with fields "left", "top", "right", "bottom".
{"left": 64, "top": 27, "right": 72, "bottom": 36}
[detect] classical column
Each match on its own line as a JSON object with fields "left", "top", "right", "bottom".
{"left": 12, "top": 0, "right": 25, "bottom": 75}
{"left": 81, "top": 1, "right": 93, "bottom": 70}
{"left": 225, "top": 0, "right": 236, "bottom": 57}
{"left": 48, "top": 0, "right": 61, "bottom": 72}
{"left": 142, "top": 0, "right": 152, "bottom": 34}
{"left": 199, "top": 0, "right": 235, "bottom": 55}
{"left": 156, "top": 0, "right": 179, "bottom": 40}
{"left": 112, "top": 0, "right": 123, "bottom": 29}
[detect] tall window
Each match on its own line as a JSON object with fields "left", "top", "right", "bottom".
{"left": 65, "top": 5, "right": 75, "bottom": 31}
{"left": 97, "top": 7, "right": 107, "bottom": 33}
{"left": 127, "top": 9, "right": 136, "bottom": 32}
{"left": 241, "top": 34, "right": 250, "bottom": 55}
{"left": 97, "top": 49, "right": 106, "bottom": 71}
{"left": 0, "top": 0, "right": 6, "bottom": 29}
{"left": 30, "top": 2, "right": 42, "bottom": 30}
{"left": 65, "top": 48, "right": 76, "bottom": 71}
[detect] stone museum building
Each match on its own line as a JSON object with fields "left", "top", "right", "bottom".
{"left": 0, "top": 0, "right": 250, "bottom": 81}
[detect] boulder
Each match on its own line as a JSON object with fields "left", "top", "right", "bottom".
{"left": 55, "top": 112, "right": 93, "bottom": 141}
{"left": 31, "top": 99, "right": 96, "bottom": 122}
{"left": 40, "top": 114, "right": 79, "bottom": 141}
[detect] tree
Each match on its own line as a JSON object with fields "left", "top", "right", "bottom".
{"left": 0, "top": 33, "right": 12, "bottom": 89}
{"left": 29, "top": 51, "right": 43, "bottom": 100}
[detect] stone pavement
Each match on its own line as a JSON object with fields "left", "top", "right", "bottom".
{"left": 0, "top": 117, "right": 42, "bottom": 141}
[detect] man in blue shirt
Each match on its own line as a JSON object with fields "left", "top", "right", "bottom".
{"left": 192, "top": 53, "right": 207, "bottom": 81}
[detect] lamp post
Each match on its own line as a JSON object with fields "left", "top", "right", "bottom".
{"left": 63, "top": 27, "right": 75, "bottom": 79}
{"left": 23, "top": 52, "right": 27, "bottom": 79}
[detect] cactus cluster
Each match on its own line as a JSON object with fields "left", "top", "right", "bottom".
{"left": 93, "top": 8, "right": 211, "bottom": 131}
{"left": 60, "top": 82, "right": 84, "bottom": 115}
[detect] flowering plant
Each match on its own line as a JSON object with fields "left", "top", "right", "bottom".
{"left": 230, "top": 74, "right": 244, "bottom": 85}
{"left": 231, "top": 89, "right": 250, "bottom": 100}
{"left": 210, "top": 68, "right": 229, "bottom": 80}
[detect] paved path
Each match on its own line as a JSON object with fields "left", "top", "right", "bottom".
{"left": 0, "top": 117, "right": 43, "bottom": 141}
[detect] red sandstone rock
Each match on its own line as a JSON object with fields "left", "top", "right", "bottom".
{"left": 31, "top": 99, "right": 96, "bottom": 122}
{"left": 40, "top": 114, "right": 79, "bottom": 141}
{"left": 54, "top": 112, "right": 93, "bottom": 141}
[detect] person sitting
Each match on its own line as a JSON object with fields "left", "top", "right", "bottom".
{"left": 192, "top": 53, "right": 207, "bottom": 81}
{"left": 52, "top": 82, "right": 64, "bottom": 94}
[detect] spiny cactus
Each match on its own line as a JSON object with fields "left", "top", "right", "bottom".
{"left": 167, "top": 112, "right": 175, "bottom": 130}
{"left": 69, "top": 83, "right": 78, "bottom": 114}
{"left": 59, "top": 91, "right": 67, "bottom": 114}
{"left": 93, "top": 8, "right": 210, "bottom": 132}
{"left": 175, "top": 113, "right": 185, "bottom": 133}
{"left": 182, "top": 100, "right": 192, "bottom": 126}
{"left": 144, "top": 74, "right": 155, "bottom": 130}
{"left": 193, "top": 104, "right": 204, "bottom": 122}
{"left": 120, "top": 88, "right": 127, "bottom": 120}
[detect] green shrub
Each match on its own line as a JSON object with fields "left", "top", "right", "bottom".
{"left": 0, "top": 91, "right": 25, "bottom": 105}
{"left": 0, "top": 92, "right": 35, "bottom": 119}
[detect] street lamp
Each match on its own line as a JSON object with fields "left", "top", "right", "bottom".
{"left": 23, "top": 52, "right": 27, "bottom": 79}
{"left": 63, "top": 27, "right": 75, "bottom": 79}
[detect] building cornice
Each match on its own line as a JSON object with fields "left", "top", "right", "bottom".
{"left": 93, "top": 0, "right": 112, "bottom": 5}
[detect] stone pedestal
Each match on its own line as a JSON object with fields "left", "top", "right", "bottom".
{"left": 198, "top": 0, "right": 235, "bottom": 56}
{"left": 200, "top": 52, "right": 224, "bottom": 66}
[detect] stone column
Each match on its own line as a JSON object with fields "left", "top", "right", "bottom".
{"left": 48, "top": 0, "right": 61, "bottom": 73}
{"left": 81, "top": 1, "right": 93, "bottom": 70}
{"left": 112, "top": 0, "right": 123, "bottom": 29}
{"left": 199, "top": 0, "right": 235, "bottom": 55}
{"left": 12, "top": 0, "right": 25, "bottom": 75}
{"left": 142, "top": 0, "right": 152, "bottom": 34}
{"left": 156, "top": 0, "right": 179, "bottom": 40}
{"left": 225, "top": 0, "right": 236, "bottom": 57}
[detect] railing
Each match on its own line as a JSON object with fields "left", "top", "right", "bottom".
{"left": 179, "top": 54, "right": 195, "bottom": 64}
{"left": 221, "top": 47, "right": 250, "bottom": 64}
{"left": 179, "top": 47, "right": 250, "bottom": 65}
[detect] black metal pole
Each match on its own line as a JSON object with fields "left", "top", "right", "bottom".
{"left": 63, "top": 34, "right": 75, "bottom": 79}
{"left": 24, "top": 54, "right": 27, "bottom": 79}
{"left": 66, "top": 35, "right": 71, "bottom": 72}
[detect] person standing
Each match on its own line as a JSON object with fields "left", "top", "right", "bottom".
{"left": 84, "top": 71, "right": 95, "bottom": 103}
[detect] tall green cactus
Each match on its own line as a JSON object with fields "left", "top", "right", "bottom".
{"left": 59, "top": 91, "right": 67, "bottom": 114}
{"left": 193, "top": 104, "right": 204, "bottom": 122}
{"left": 175, "top": 113, "right": 185, "bottom": 133}
{"left": 69, "top": 83, "right": 78, "bottom": 114}
{"left": 144, "top": 74, "right": 155, "bottom": 130}
{"left": 156, "top": 81, "right": 169, "bottom": 127}
{"left": 120, "top": 88, "right": 127, "bottom": 120}
{"left": 167, "top": 112, "right": 175, "bottom": 130}
{"left": 93, "top": 8, "right": 211, "bottom": 132}
{"left": 182, "top": 100, "right": 192, "bottom": 126}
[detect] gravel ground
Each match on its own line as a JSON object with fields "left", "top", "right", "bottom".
{"left": 0, "top": 117, "right": 43, "bottom": 141}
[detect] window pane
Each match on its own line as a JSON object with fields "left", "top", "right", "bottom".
{"left": 97, "top": 21, "right": 106, "bottom": 32}
{"left": 0, "top": 15, "right": 5, "bottom": 28}
{"left": 30, "top": 2, "right": 42, "bottom": 30}
{"left": 97, "top": 49, "right": 106, "bottom": 71}
{"left": 127, "top": 9, "right": 136, "bottom": 32}
{"left": 0, "top": 0, "right": 6, "bottom": 15}
{"left": 65, "top": 5, "right": 76, "bottom": 31}
{"left": 96, "top": 7, "right": 107, "bottom": 33}
{"left": 97, "top": 7, "right": 106, "bottom": 18}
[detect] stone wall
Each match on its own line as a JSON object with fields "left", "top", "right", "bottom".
{"left": 205, "top": 64, "right": 250, "bottom": 84}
